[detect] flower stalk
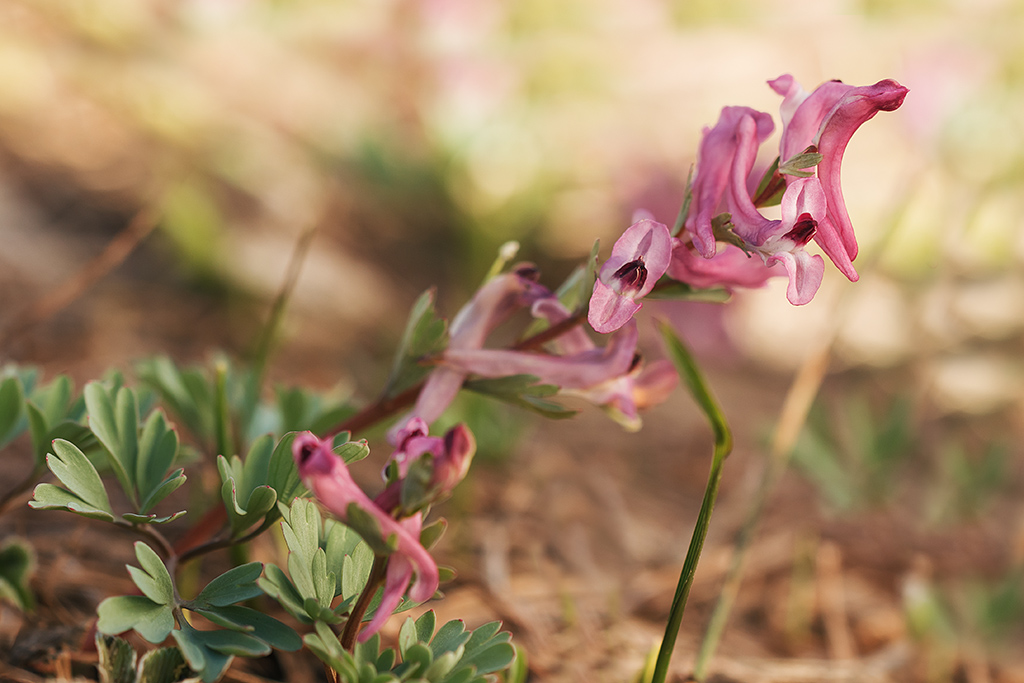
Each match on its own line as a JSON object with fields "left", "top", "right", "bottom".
{"left": 650, "top": 321, "right": 733, "bottom": 683}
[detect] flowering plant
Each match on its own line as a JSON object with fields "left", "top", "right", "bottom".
{"left": 0, "top": 74, "right": 905, "bottom": 683}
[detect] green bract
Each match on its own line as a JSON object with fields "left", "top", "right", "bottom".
{"left": 463, "top": 375, "right": 576, "bottom": 420}
{"left": 384, "top": 289, "right": 449, "bottom": 399}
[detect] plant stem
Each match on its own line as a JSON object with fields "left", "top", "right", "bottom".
{"left": 178, "top": 515, "right": 278, "bottom": 565}
{"left": 691, "top": 344, "right": 832, "bottom": 680}
{"left": 325, "top": 308, "right": 590, "bottom": 439}
{"left": 650, "top": 322, "right": 733, "bottom": 683}
{"left": 340, "top": 554, "right": 389, "bottom": 651}
{"left": 114, "top": 520, "right": 177, "bottom": 562}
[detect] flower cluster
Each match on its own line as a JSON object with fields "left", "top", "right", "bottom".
{"left": 292, "top": 422, "right": 475, "bottom": 641}
{"left": 294, "top": 258, "right": 684, "bottom": 639}
{"left": 590, "top": 75, "right": 908, "bottom": 333}
{"left": 291, "top": 73, "right": 907, "bottom": 646}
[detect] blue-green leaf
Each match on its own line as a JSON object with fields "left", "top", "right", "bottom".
{"left": 129, "top": 542, "right": 174, "bottom": 605}
{"left": 137, "top": 411, "right": 180, "bottom": 510}
{"left": 384, "top": 289, "right": 449, "bottom": 398}
{"left": 137, "top": 645, "right": 195, "bottom": 683}
{"left": 29, "top": 439, "right": 112, "bottom": 519}
{"left": 97, "top": 595, "right": 175, "bottom": 644}
{"left": 335, "top": 439, "right": 370, "bottom": 465}
{"left": 0, "top": 537, "right": 35, "bottom": 612}
{"left": 266, "top": 433, "right": 307, "bottom": 504}
{"left": 95, "top": 634, "right": 137, "bottom": 683}
{"left": 0, "top": 375, "right": 25, "bottom": 449}
{"left": 122, "top": 510, "right": 187, "bottom": 525}
{"left": 192, "top": 605, "right": 301, "bottom": 652}
{"left": 85, "top": 382, "right": 139, "bottom": 506}
{"left": 138, "top": 469, "right": 188, "bottom": 516}
{"left": 28, "top": 483, "right": 113, "bottom": 521}
{"left": 192, "top": 562, "right": 263, "bottom": 608}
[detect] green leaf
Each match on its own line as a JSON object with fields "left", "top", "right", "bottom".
{"left": 503, "top": 644, "right": 529, "bottom": 683}
{"left": 257, "top": 565, "right": 310, "bottom": 624}
{"left": 29, "top": 439, "right": 113, "bottom": 519}
{"left": 28, "top": 483, "right": 113, "bottom": 521}
{"left": 0, "top": 537, "right": 35, "bottom": 612}
{"left": 558, "top": 238, "right": 601, "bottom": 314}
{"left": 192, "top": 605, "right": 301, "bottom": 652}
{"left": 137, "top": 646, "right": 196, "bottom": 683}
{"left": 397, "top": 643, "right": 433, "bottom": 679}
{"left": 122, "top": 510, "right": 187, "bottom": 525}
{"left": 399, "top": 616, "right": 418, "bottom": 660}
{"left": 137, "top": 411, "right": 180, "bottom": 511}
{"left": 420, "top": 519, "right": 447, "bottom": 551}
{"left": 138, "top": 469, "right": 188, "bottom": 517}
{"left": 218, "top": 456, "right": 278, "bottom": 537}
{"left": 85, "top": 382, "right": 140, "bottom": 507}
{"left": 415, "top": 609, "right": 436, "bottom": 644}
{"left": 464, "top": 375, "right": 576, "bottom": 420}
{"left": 192, "top": 562, "right": 264, "bottom": 607}
{"left": 96, "top": 634, "right": 138, "bottom": 683}
{"left": 751, "top": 156, "right": 784, "bottom": 208}
{"left": 97, "top": 595, "right": 175, "bottom": 644}
{"left": 430, "top": 620, "right": 470, "bottom": 658}
{"left": 779, "top": 150, "right": 823, "bottom": 178}
{"left": 0, "top": 375, "right": 25, "bottom": 448}
{"left": 324, "top": 520, "right": 362, "bottom": 593}
{"left": 136, "top": 357, "right": 213, "bottom": 446}
{"left": 27, "top": 404, "right": 96, "bottom": 469}
{"left": 129, "top": 542, "right": 174, "bottom": 605}
{"left": 171, "top": 628, "right": 231, "bottom": 683}
{"left": 384, "top": 289, "right": 449, "bottom": 398}
{"left": 266, "top": 433, "right": 308, "bottom": 504}
{"left": 460, "top": 640, "right": 515, "bottom": 675}
{"left": 335, "top": 439, "right": 370, "bottom": 464}
{"left": 303, "top": 621, "right": 358, "bottom": 678}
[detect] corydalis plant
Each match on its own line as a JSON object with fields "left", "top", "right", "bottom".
{"left": 4, "top": 72, "right": 906, "bottom": 683}
{"left": 590, "top": 75, "right": 908, "bottom": 331}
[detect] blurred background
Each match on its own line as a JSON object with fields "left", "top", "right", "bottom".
{"left": 2, "top": 0, "right": 1024, "bottom": 681}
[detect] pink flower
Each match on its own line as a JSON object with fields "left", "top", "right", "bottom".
{"left": 666, "top": 241, "right": 775, "bottom": 292}
{"left": 588, "top": 219, "right": 672, "bottom": 334}
{"left": 361, "top": 513, "right": 426, "bottom": 640}
{"left": 292, "top": 433, "right": 439, "bottom": 641}
{"left": 375, "top": 418, "right": 476, "bottom": 514}
{"left": 441, "top": 297, "right": 677, "bottom": 427}
{"left": 685, "top": 106, "right": 775, "bottom": 258}
{"left": 408, "top": 265, "right": 550, "bottom": 429}
{"left": 768, "top": 75, "right": 909, "bottom": 280}
{"left": 443, "top": 319, "right": 640, "bottom": 389}
{"left": 724, "top": 112, "right": 827, "bottom": 305}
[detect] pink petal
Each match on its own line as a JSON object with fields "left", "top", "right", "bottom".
{"left": 667, "top": 240, "right": 775, "bottom": 290}
{"left": 816, "top": 79, "right": 909, "bottom": 265}
{"left": 597, "top": 219, "right": 673, "bottom": 298}
{"left": 726, "top": 112, "right": 780, "bottom": 245}
{"left": 443, "top": 320, "right": 639, "bottom": 389}
{"left": 588, "top": 278, "right": 642, "bottom": 334}
{"left": 766, "top": 250, "right": 825, "bottom": 305}
{"left": 686, "top": 106, "right": 775, "bottom": 258}
{"left": 293, "top": 435, "right": 440, "bottom": 618}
